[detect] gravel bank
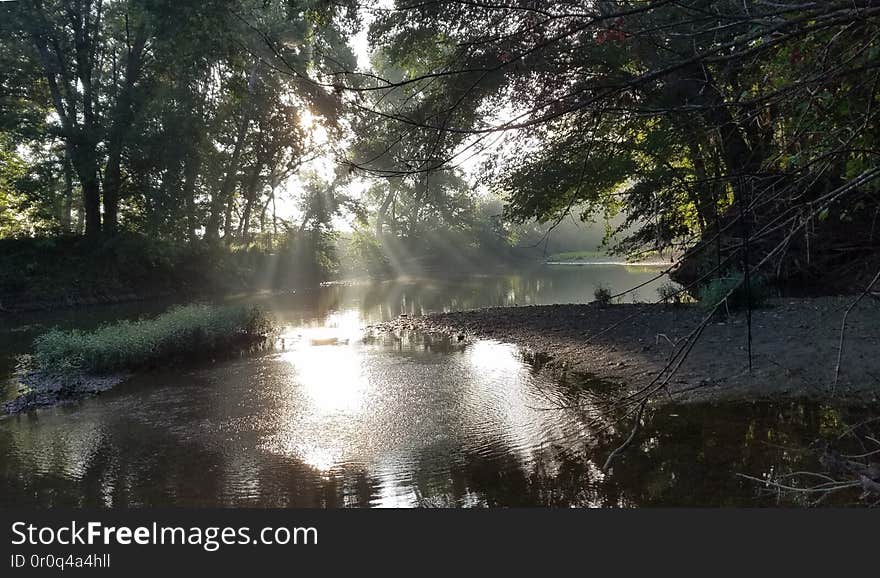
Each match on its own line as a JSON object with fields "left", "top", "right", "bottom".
{"left": 2, "top": 371, "right": 126, "bottom": 415}
{"left": 370, "top": 297, "right": 880, "bottom": 403}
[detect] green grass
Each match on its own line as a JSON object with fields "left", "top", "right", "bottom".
{"left": 33, "top": 303, "right": 276, "bottom": 374}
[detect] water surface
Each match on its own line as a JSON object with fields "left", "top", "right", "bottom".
{"left": 0, "top": 267, "right": 872, "bottom": 506}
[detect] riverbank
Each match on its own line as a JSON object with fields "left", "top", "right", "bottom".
{"left": 370, "top": 297, "right": 880, "bottom": 403}
{"left": 0, "top": 234, "right": 332, "bottom": 313}
{"left": 2, "top": 371, "right": 127, "bottom": 415}
{"left": 2, "top": 304, "right": 276, "bottom": 416}
{"left": 0, "top": 235, "right": 235, "bottom": 312}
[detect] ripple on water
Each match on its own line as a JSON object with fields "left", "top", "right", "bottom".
{"left": 1, "top": 316, "right": 876, "bottom": 506}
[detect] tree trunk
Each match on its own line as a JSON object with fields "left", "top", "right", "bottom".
{"left": 222, "top": 184, "right": 238, "bottom": 241}
{"left": 81, "top": 174, "right": 102, "bottom": 238}
{"left": 686, "top": 140, "right": 714, "bottom": 233}
{"left": 375, "top": 184, "right": 397, "bottom": 238}
{"left": 26, "top": 2, "right": 101, "bottom": 237}
{"left": 207, "top": 114, "right": 248, "bottom": 241}
{"left": 206, "top": 64, "right": 258, "bottom": 241}
{"left": 272, "top": 193, "right": 278, "bottom": 247}
{"left": 259, "top": 190, "right": 273, "bottom": 243}
{"left": 103, "top": 27, "right": 147, "bottom": 236}
{"left": 182, "top": 149, "right": 201, "bottom": 242}
{"left": 60, "top": 150, "right": 73, "bottom": 233}
{"left": 238, "top": 161, "right": 263, "bottom": 243}
{"left": 664, "top": 65, "right": 760, "bottom": 206}
{"left": 68, "top": 142, "right": 102, "bottom": 237}
{"left": 694, "top": 74, "right": 761, "bottom": 199}
{"left": 102, "top": 156, "right": 121, "bottom": 235}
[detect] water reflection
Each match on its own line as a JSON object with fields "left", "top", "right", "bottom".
{"left": 1, "top": 267, "right": 665, "bottom": 403}
{"left": 0, "top": 328, "right": 873, "bottom": 507}
{"left": 2, "top": 267, "right": 871, "bottom": 507}
{"left": 244, "top": 264, "right": 668, "bottom": 327}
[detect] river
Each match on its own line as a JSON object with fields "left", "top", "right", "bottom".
{"left": 0, "top": 265, "right": 872, "bottom": 506}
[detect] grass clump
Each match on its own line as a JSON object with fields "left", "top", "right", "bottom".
{"left": 34, "top": 304, "right": 276, "bottom": 374}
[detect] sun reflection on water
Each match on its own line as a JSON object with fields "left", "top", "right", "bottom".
{"left": 282, "top": 344, "right": 368, "bottom": 416}
{"left": 260, "top": 310, "right": 586, "bottom": 496}
{"left": 260, "top": 310, "right": 373, "bottom": 472}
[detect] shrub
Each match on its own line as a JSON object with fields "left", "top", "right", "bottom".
{"left": 33, "top": 304, "right": 276, "bottom": 374}
{"left": 657, "top": 282, "right": 682, "bottom": 305}
{"left": 593, "top": 284, "right": 612, "bottom": 305}
{"left": 697, "top": 271, "right": 769, "bottom": 313}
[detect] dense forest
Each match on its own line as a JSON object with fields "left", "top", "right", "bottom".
{"left": 2, "top": 0, "right": 880, "bottom": 307}
{"left": 354, "top": 0, "right": 880, "bottom": 295}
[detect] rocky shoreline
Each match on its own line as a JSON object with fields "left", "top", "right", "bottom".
{"left": 369, "top": 297, "right": 880, "bottom": 404}
{"left": 3, "top": 370, "right": 127, "bottom": 416}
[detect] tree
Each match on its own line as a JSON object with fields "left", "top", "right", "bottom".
{"left": 354, "top": 1, "right": 880, "bottom": 289}
{"left": 1, "top": 0, "right": 360, "bottom": 244}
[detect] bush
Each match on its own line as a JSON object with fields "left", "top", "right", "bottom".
{"left": 657, "top": 282, "right": 682, "bottom": 305}
{"left": 697, "top": 271, "right": 769, "bottom": 313}
{"left": 593, "top": 284, "right": 612, "bottom": 305}
{"left": 33, "top": 304, "right": 276, "bottom": 374}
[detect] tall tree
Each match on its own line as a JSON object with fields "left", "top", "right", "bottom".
{"left": 354, "top": 1, "right": 880, "bottom": 287}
